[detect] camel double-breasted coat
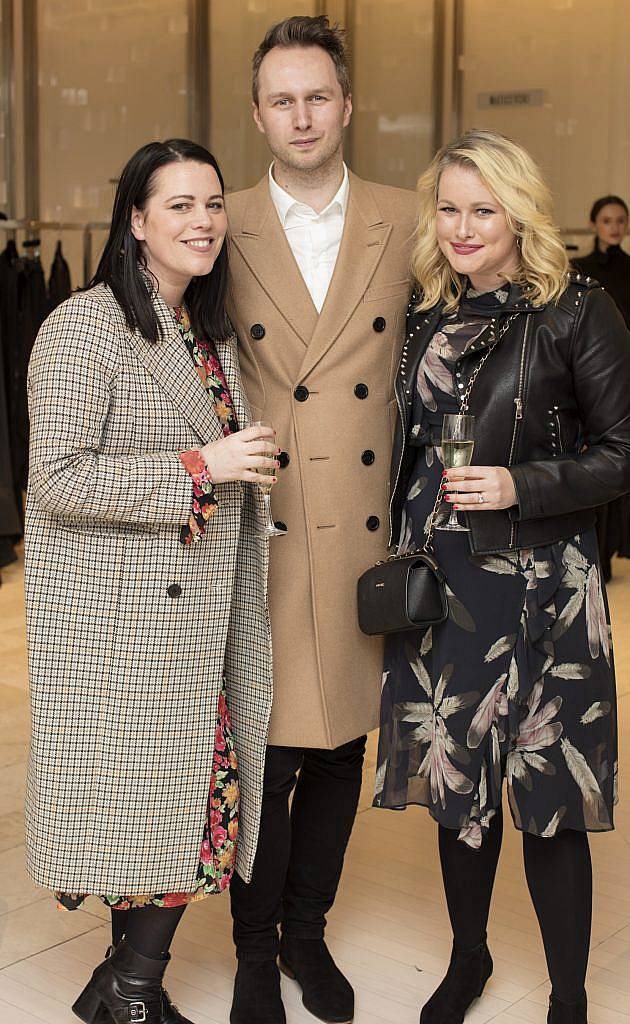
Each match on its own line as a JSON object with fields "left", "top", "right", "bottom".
{"left": 24, "top": 283, "right": 273, "bottom": 893}
{"left": 226, "top": 172, "right": 417, "bottom": 749}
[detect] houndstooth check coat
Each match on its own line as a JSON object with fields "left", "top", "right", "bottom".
{"left": 23, "top": 283, "right": 273, "bottom": 894}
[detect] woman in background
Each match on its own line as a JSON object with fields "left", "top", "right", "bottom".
{"left": 574, "top": 195, "right": 630, "bottom": 581}
{"left": 573, "top": 194, "right": 630, "bottom": 327}
{"left": 25, "top": 139, "right": 276, "bottom": 1024}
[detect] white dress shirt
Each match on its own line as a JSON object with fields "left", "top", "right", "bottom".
{"left": 268, "top": 164, "right": 349, "bottom": 313}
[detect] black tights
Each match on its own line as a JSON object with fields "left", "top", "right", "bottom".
{"left": 438, "top": 807, "right": 592, "bottom": 1003}
{"left": 110, "top": 904, "right": 187, "bottom": 960}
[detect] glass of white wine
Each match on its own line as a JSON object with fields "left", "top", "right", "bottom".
{"left": 437, "top": 413, "right": 475, "bottom": 532}
{"left": 251, "top": 421, "right": 286, "bottom": 538}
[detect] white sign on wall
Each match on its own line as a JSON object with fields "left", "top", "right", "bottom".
{"left": 478, "top": 90, "right": 547, "bottom": 109}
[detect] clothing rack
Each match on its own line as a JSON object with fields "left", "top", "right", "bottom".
{"left": 0, "top": 219, "right": 109, "bottom": 285}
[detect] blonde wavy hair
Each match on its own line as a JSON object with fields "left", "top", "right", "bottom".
{"left": 413, "top": 129, "right": 569, "bottom": 311}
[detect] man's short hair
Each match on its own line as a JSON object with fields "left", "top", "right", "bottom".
{"left": 252, "top": 15, "right": 350, "bottom": 104}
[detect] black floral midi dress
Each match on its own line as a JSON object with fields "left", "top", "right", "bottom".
{"left": 374, "top": 286, "right": 618, "bottom": 848}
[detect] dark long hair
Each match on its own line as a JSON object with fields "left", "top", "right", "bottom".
{"left": 89, "top": 139, "right": 230, "bottom": 343}
{"left": 589, "top": 194, "right": 629, "bottom": 222}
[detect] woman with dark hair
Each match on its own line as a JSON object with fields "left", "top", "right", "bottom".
{"left": 574, "top": 197, "right": 630, "bottom": 581}
{"left": 573, "top": 195, "right": 630, "bottom": 328}
{"left": 24, "top": 139, "right": 276, "bottom": 1024}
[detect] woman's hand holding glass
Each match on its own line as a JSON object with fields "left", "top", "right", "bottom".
{"left": 200, "top": 425, "right": 279, "bottom": 485}
{"left": 443, "top": 465, "right": 518, "bottom": 511}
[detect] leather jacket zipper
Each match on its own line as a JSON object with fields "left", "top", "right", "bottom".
{"left": 388, "top": 371, "right": 407, "bottom": 547}
{"left": 508, "top": 318, "right": 530, "bottom": 547}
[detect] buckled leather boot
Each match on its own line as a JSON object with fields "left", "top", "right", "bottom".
{"left": 279, "top": 936, "right": 354, "bottom": 1024}
{"left": 230, "top": 960, "right": 286, "bottom": 1024}
{"left": 95, "top": 945, "right": 194, "bottom": 1024}
{"left": 72, "top": 938, "right": 181, "bottom": 1024}
{"left": 419, "top": 940, "right": 493, "bottom": 1024}
{"left": 547, "top": 992, "right": 587, "bottom": 1023}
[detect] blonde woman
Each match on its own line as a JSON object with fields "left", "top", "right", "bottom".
{"left": 374, "top": 130, "right": 630, "bottom": 1024}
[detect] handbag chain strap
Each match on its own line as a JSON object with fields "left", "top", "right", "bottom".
{"left": 420, "top": 311, "right": 520, "bottom": 554}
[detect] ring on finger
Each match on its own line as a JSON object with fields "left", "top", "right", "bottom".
{"left": 477, "top": 492, "right": 485, "bottom": 504}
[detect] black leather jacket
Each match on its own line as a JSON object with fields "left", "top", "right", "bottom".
{"left": 389, "top": 272, "right": 630, "bottom": 555}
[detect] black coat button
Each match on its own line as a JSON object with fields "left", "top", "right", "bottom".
{"left": 354, "top": 383, "right": 369, "bottom": 399}
{"left": 274, "top": 521, "right": 287, "bottom": 533}
{"left": 361, "top": 449, "right": 375, "bottom": 466}
{"left": 278, "top": 451, "right": 290, "bottom": 469}
{"left": 294, "top": 386, "right": 309, "bottom": 402}
{"left": 373, "top": 316, "right": 386, "bottom": 333}
{"left": 250, "top": 323, "right": 266, "bottom": 340}
{"left": 167, "top": 584, "right": 182, "bottom": 599}
{"left": 366, "top": 516, "right": 380, "bottom": 531}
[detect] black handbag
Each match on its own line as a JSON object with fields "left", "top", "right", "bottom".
{"left": 357, "top": 310, "right": 520, "bottom": 637}
{"left": 357, "top": 547, "right": 447, "bottom": 635}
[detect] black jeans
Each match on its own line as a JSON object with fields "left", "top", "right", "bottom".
{"left": 230, "top": 735, "right": 367, "bottom": 961}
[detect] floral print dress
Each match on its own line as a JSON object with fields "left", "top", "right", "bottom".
{"left": 57, "top": 307, "right": 240, "bottom": 910}
{"left": 374, "top": 286, "right": 618, "bottom": 848}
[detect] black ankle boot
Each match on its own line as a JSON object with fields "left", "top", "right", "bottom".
{"left": 279, "top": 936, "right": 354, "bottom": 1024}
{"left": 230, "top": 960, "right": 286, "bottom": 1024}
{"left": 547, "top": 993, "right": 587, "bottom": 1023}
{"left": 72, "top": 938, "right": 178, "bottom": 1024}
{"left": 99, "top": 946, "right": 195, "bottom": 1024}
{"left": 420, "top": 941, "right": 493, "bottom": 1024}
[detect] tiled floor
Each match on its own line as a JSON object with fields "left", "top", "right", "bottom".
{"left": 1, "top": 551, "right": 630, "bottom": 1022}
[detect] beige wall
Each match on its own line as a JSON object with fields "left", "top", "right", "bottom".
{"left": 350, "top": 0, "right": 434, "bottom": 189}
{"left": 459, "top": 0, "right": 630, "bottom": 252}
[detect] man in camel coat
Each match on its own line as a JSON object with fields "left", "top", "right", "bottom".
{"left": 225, "top": 16, "right": 418, "bottom": 1024}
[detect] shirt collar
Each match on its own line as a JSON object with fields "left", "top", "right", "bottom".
{"left": 268, "top": 163, "right": 349, "bottom": 225}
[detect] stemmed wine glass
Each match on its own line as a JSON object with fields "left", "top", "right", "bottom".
{"left": 437, "top": 413, "right": 475, "bottom": 532}
{"left": 251, "top": 421, "right": 286, "bottom": 538}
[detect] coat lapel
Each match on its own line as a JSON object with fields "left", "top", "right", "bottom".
{"left": 127, "top": 290, "right": 223, "bottom": 445}
{"left": 296, "top": 173, "right": 393, "bottom": 382}
{"left": 228, "top": 177, "right": 318, "bottom": 348}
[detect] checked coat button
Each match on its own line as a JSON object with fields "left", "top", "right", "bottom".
{"left": 167, "top": 584, "right": 182, "bottom": 599}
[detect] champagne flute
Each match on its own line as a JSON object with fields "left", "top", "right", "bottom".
{"left": 437, "top": 413, "right": 475, "bottom": 532}
{"left": 251, "top": 421, "right": 286, "bottom": 538}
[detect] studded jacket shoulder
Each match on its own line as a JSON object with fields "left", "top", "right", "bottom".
{"left": 389, "top": 272, "right": 630, "bottom": 555}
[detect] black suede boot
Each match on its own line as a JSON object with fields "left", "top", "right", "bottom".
{"left": 279, "top": 936, "right": 354, "bottom": 1024}
{"left": 419, "top": 941, "right": 493, "bottom": 1024}
{"left": 547, "top": 993, "right": 587, "bottom": 1023}
{"left": 99, "top": 946, "right": 195, "bottom": 1024}
{"left": 230, "top": 960, "right": 286, "bottom": 1024}
{"left": 72, "top": 938, "right": 178, "bottom": 1024}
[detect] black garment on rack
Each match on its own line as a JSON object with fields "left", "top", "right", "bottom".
{"left": 48, "top": 240, "right": 72, "bottom": 309}
{"left": 0, "top": 306, "right": 20, "bottom": 568}
{"left": 15, "top": 252, "right": 49, "bottom": 492}
{"left": 0, "top": 245, "right": 49, "bottom": 509}
{"left": 0, "top": 243, "right": 24, "bottom": 539}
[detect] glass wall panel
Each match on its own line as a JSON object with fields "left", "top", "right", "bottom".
{"left": 350, "top": 0, "right": 435, "bottom": 189}
{"left": 209, "top": 0, "right": 316, "bottom": 193}
{"left": 459, "top": 0, "right": 630, "bottom": 250}
{"left": 37, "top": 0, "right": 190, "bottom": 280}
